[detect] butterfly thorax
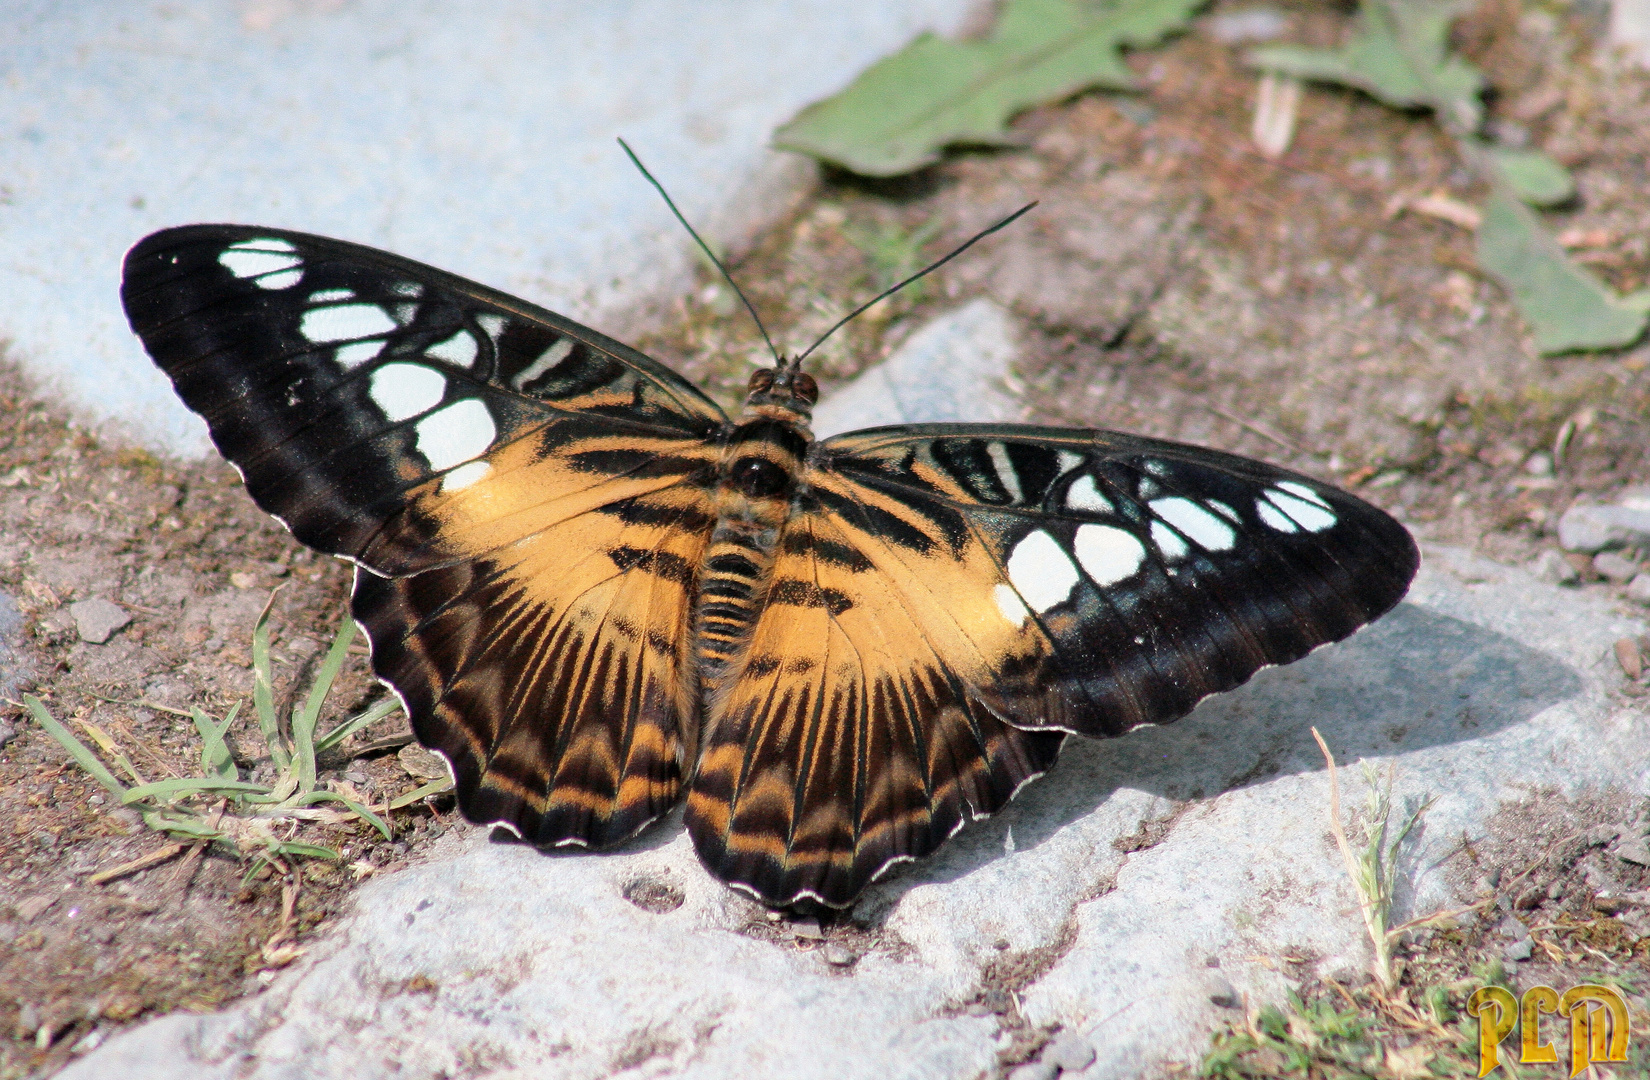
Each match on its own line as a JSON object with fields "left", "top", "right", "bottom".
{"left": 693, "top": 368, "right": 819, "bottom": 694}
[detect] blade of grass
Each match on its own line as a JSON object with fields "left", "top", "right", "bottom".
{"left": 1311, "top": 727, "right": 1394, "bottom": 990}
{"left": 297, "top": 790, "right": 392, "bottom": 840}
{"left": 25, "top": 695, "right": 128, "bottom": 796}
{"left": 73, "top": 719, "right": 147, "bottom": 787}
{"left": 267, "top": 841, "right": 340, "bottom": 861}
{"left": 251, "top": 589, "right": 291, "bottom": 771}
{"left": 291, "top": 619, "right": 356, "bottom": 794}
{"left": 388, "top": 778, "right": 455, "bottom": 810}
{"left": 122, "top": 777, "right": 270, "bottom": 803}
{"left": 192, "top": 703, "right": 241, "bottom": 782}
{"left": 140, "top": 811, "right": 228, "bottom": 841}
{"left": 313, "top": 696, "right": 401, "bottom": 755}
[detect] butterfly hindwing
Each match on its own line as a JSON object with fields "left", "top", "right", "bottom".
{"left": 688, "top": 425, "right": 1416, "bottom": 905}
{"left": 122, "top": 225, "right": 732, "bottom": 847}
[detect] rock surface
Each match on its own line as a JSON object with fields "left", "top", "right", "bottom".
{"left": 67, "top": 597, "right": 131, "bottom": 645}
{"left": 64, "top": 306, "right": 1650, "bottom": 1080}
{"left": 2, "top": 0, "right": 976, "bottom": 456}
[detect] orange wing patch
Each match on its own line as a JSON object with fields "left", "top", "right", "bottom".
{"left": 686, "top": 475, "right": 1066, "bottom": 907}
{"left": 356, "top": 451, "right": 719, "bottom": 849}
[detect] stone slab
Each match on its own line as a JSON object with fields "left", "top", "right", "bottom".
{"left": 1, "top": 0, "right": 976, "bottom": 455}
{"left": 63, "top": 307, "right": 1650, "bottom": 1079}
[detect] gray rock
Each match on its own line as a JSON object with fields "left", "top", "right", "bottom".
{"left": 1556, "top": 503, "right": 1650, "bottom": 553}
{"left": 1045, "top": 1031, "right": 1097, "bottom": 1072}
{"left": 1613, "top": 837, "right": 1650, "bottom": 866}
{"left": 822, "top": 942, "right": 858, "bottom": 967}
{"left": 1529, "top": 549, "right": 1578, "bottom": 585}
{"left": 810, "top": 300, "right": 1023, "bottom": 438}
{"left": 1204, "top": 7, "right": 1288, "bottom": 44}
{"left": 1009, "top": 1060, "right": 1060, "bottom": 1080}
{"left": 0, "top": 591, "right": 31, "bottom": 703}
{"left": 1628, "top": 574, "right": 1650, "bottom": 604}
{"left": 4, "top": 2, "right": 980, "bottom": 456}
{"left": 1501, "top": 938, "right": 1534, "bottom": 962}
{"left": 1594, "top": 550, "right": 1642, "bottom": 583}
{"left": 64, "top": 543, "right": 1650, "bottom": 1080}
{"left": 68, "top": 598, "right": 131, "bottom": 645}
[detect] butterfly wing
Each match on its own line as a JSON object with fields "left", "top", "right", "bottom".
{"left": 688, "top": 424, "right": 1416, "bottom": 906}
{"left": 122, "top": 224, "right": 729, "bottom": 845}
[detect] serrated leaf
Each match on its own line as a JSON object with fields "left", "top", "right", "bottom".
{"left": 774, "top": 0, "right": 1204, "bottom": 177}
{"left": 1486, "top": 146, "right": 1574, "bottom": 207}
{"left": 1249, "top": 0, "right": 1482, "bottom": 132}
{"left": 1476, "top": 190, "right": 1648, "bottom": 354}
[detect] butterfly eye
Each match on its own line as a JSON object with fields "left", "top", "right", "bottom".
{"left": 791, "top": 372, "right": 818, "bottom": 405}
{"left": 747, "top": 369, "right": 775, "bottom": 394}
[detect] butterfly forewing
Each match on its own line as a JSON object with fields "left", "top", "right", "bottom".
{"left": 122, "top": 224, "right": 732, "bottom": 848}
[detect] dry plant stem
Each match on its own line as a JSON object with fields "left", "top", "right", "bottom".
{"left": 87, "top": 841, "right": 187, "bottom": 886}
{"left": 1309, "top": 726, "right": 1394, "bottom": 991}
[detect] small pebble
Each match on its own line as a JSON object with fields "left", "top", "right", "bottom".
{"left": 1594, "top": 550, "right": 1642, "bottom": 583}
{"left": 1007, "top": 1060, "right": 1059, "bottom": 1080}
{"left": 1208, "top": 979, "right": 1241, "bottom": 1009}
{"left": 1628, "top": 573, "right": 1650, "bottom": 604}
{"left": 822, "top": 942, "right": 857, "bottom": 966}
{"left": 791, "top": 918, "right": 823, "bottom": 940}
{"left": 1529, "top": 549, "right": 1578, "bottom": 585}
{"left": 68, "top": 597, "right": 130, "bottom": 644}
{"left": 1616, "top": 638, "right": 1644, "bottom": 681}
{"left": 1045, "top": 1031, "right": 1097, "bottom": 1072}
{"left": 1582, "top": 824, "right": 1622, "bottom": 847}
{"left": 1501, "top": 937, "right": 1534, "bottom": 962}
{"left": 1614, "top": 837, "right": 1650, "bottom": 867}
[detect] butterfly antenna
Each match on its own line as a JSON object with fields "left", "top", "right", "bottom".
{"left": 792, "top": 201, "right": 1037, "bottom": 370}
{"left": 618, "top": 138, "right": 781, "bottom": 366}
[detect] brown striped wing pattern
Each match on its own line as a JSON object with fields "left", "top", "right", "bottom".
{"left": 122, "top": 225, "right": 730, "bottom": 847}
{"left": 688, "top": 425, "right": 1417, "bottom": 907}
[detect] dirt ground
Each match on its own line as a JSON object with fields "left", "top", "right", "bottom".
{"left": 2, "top": 1, "right": 1649, "bottom": 1076}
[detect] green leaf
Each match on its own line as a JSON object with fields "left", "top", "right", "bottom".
{"left": 1476, "top": 189, "right": 1649, "bottom": 354}
{"left": 266, "top": 841, "right": 341, "bottom": 861}
{"left": 251, "top": 590, "right": 290, "bottom": 771}
{"left": 774, "top": 0, "right": 1204, "bottom": 177}
{"left": 291, "top": 618, "right": 355, "bottom": 794}
{"left": 192, "top": 703, "right": 240, "bottom": 782}
{"left": 314, "top": 696, "right": 402, "bottom": 755}
{"left": 296, "top": 789, "right": 393, "bottom": 840}
{"left": 141, "top": 811, "right": 227, "bottom": 841}
{"left": 388, "top": 778, "right": 455, "bottom": 810}
{"left": 1485, "top": 145, "right": 1574, "bottom": 207}
{"left": 1249, "top": 0, "right": 1482, "bottom": 132}
{"left": 122, "top": 777, "right": 270, "bottom": 803}
{"left": 24, "top": 695, "right": 127, "bottom": 795}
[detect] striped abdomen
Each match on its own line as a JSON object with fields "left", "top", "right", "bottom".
{"left": 694, "top": 413, "right": 811, "bottom": 691}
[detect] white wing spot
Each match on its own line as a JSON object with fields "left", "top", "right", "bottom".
{"left": 511, "top": 338, "right": 573, "bottom": 390}
{"left": 987, "top": 442, "right": 1023, "bottom": 503}
{"left": 1151, "top": 497, "right": 1236, "bottom": 551}
{"left": 417, "top": 399, "right": 496, "bottom": 471}
{"left": 334, "top": 340, "right": 385, "bottom": 369}
{"left": 308, "top": 288, "right": 354, "bottom": 302}
{"left": 392, "top": 281, "right": 424, "bottom": 297}
{"left": 476, "top": 313, "right": 507, "bottom": 341}
{"left": 255, "top": 269, "right": 303, "bottom": 290}
{"left": 1137, "top": 477, "right": 1161, "bottom": 500}
{"left": 1276, "top": 480, "right": 1332, "bottom": 509}
{"left": 301, "top": 303, "right": 397, "bottom": 344}
{"left": 370, "top": 363, "right": 445, "bottom": 422}
{"left": 1257, "top": 499, "right": 1299, "bottom": 533}
{"left": 1064, "top": 474, "right": 1112, "bottom": 515}
{"left": 1073, "top": 524, "right": 1145, "bottom": 585}
{"left": 441, "top": 460, "right": 491, "bottom": 492}
{"left": 394, "top": 302, "right": 418, "bottom": 325}
{"left": 1264, "top": 487, "right": 1336, "bottom": 532}
{"left": 219, "top": 240, "right": 303, "bottom": 288}
{"left": 1208, "top": 500, "right": 1240, "bottom": 522}
{"left": 1057, "top": 450, "right": 1084, "bottom": 474}
{"left": 993, "top": 583, "right": 1030, "bottom": 625}
{"left": 1151, "top": 520, "right": 1189, "bottom": 560}
{"left": 1006, "top": 530, "right": 1080, "bottom": 613}
{"left": 426, "top": 331, "right": 479, "bottom": 368}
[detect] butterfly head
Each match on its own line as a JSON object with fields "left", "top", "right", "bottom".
{"left": 742, "top": 364, "right": 817, "bottom": 422}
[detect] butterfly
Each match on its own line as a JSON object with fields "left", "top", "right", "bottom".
{"left": 121, "top": 222, "right": 1418, "bottom": 910}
